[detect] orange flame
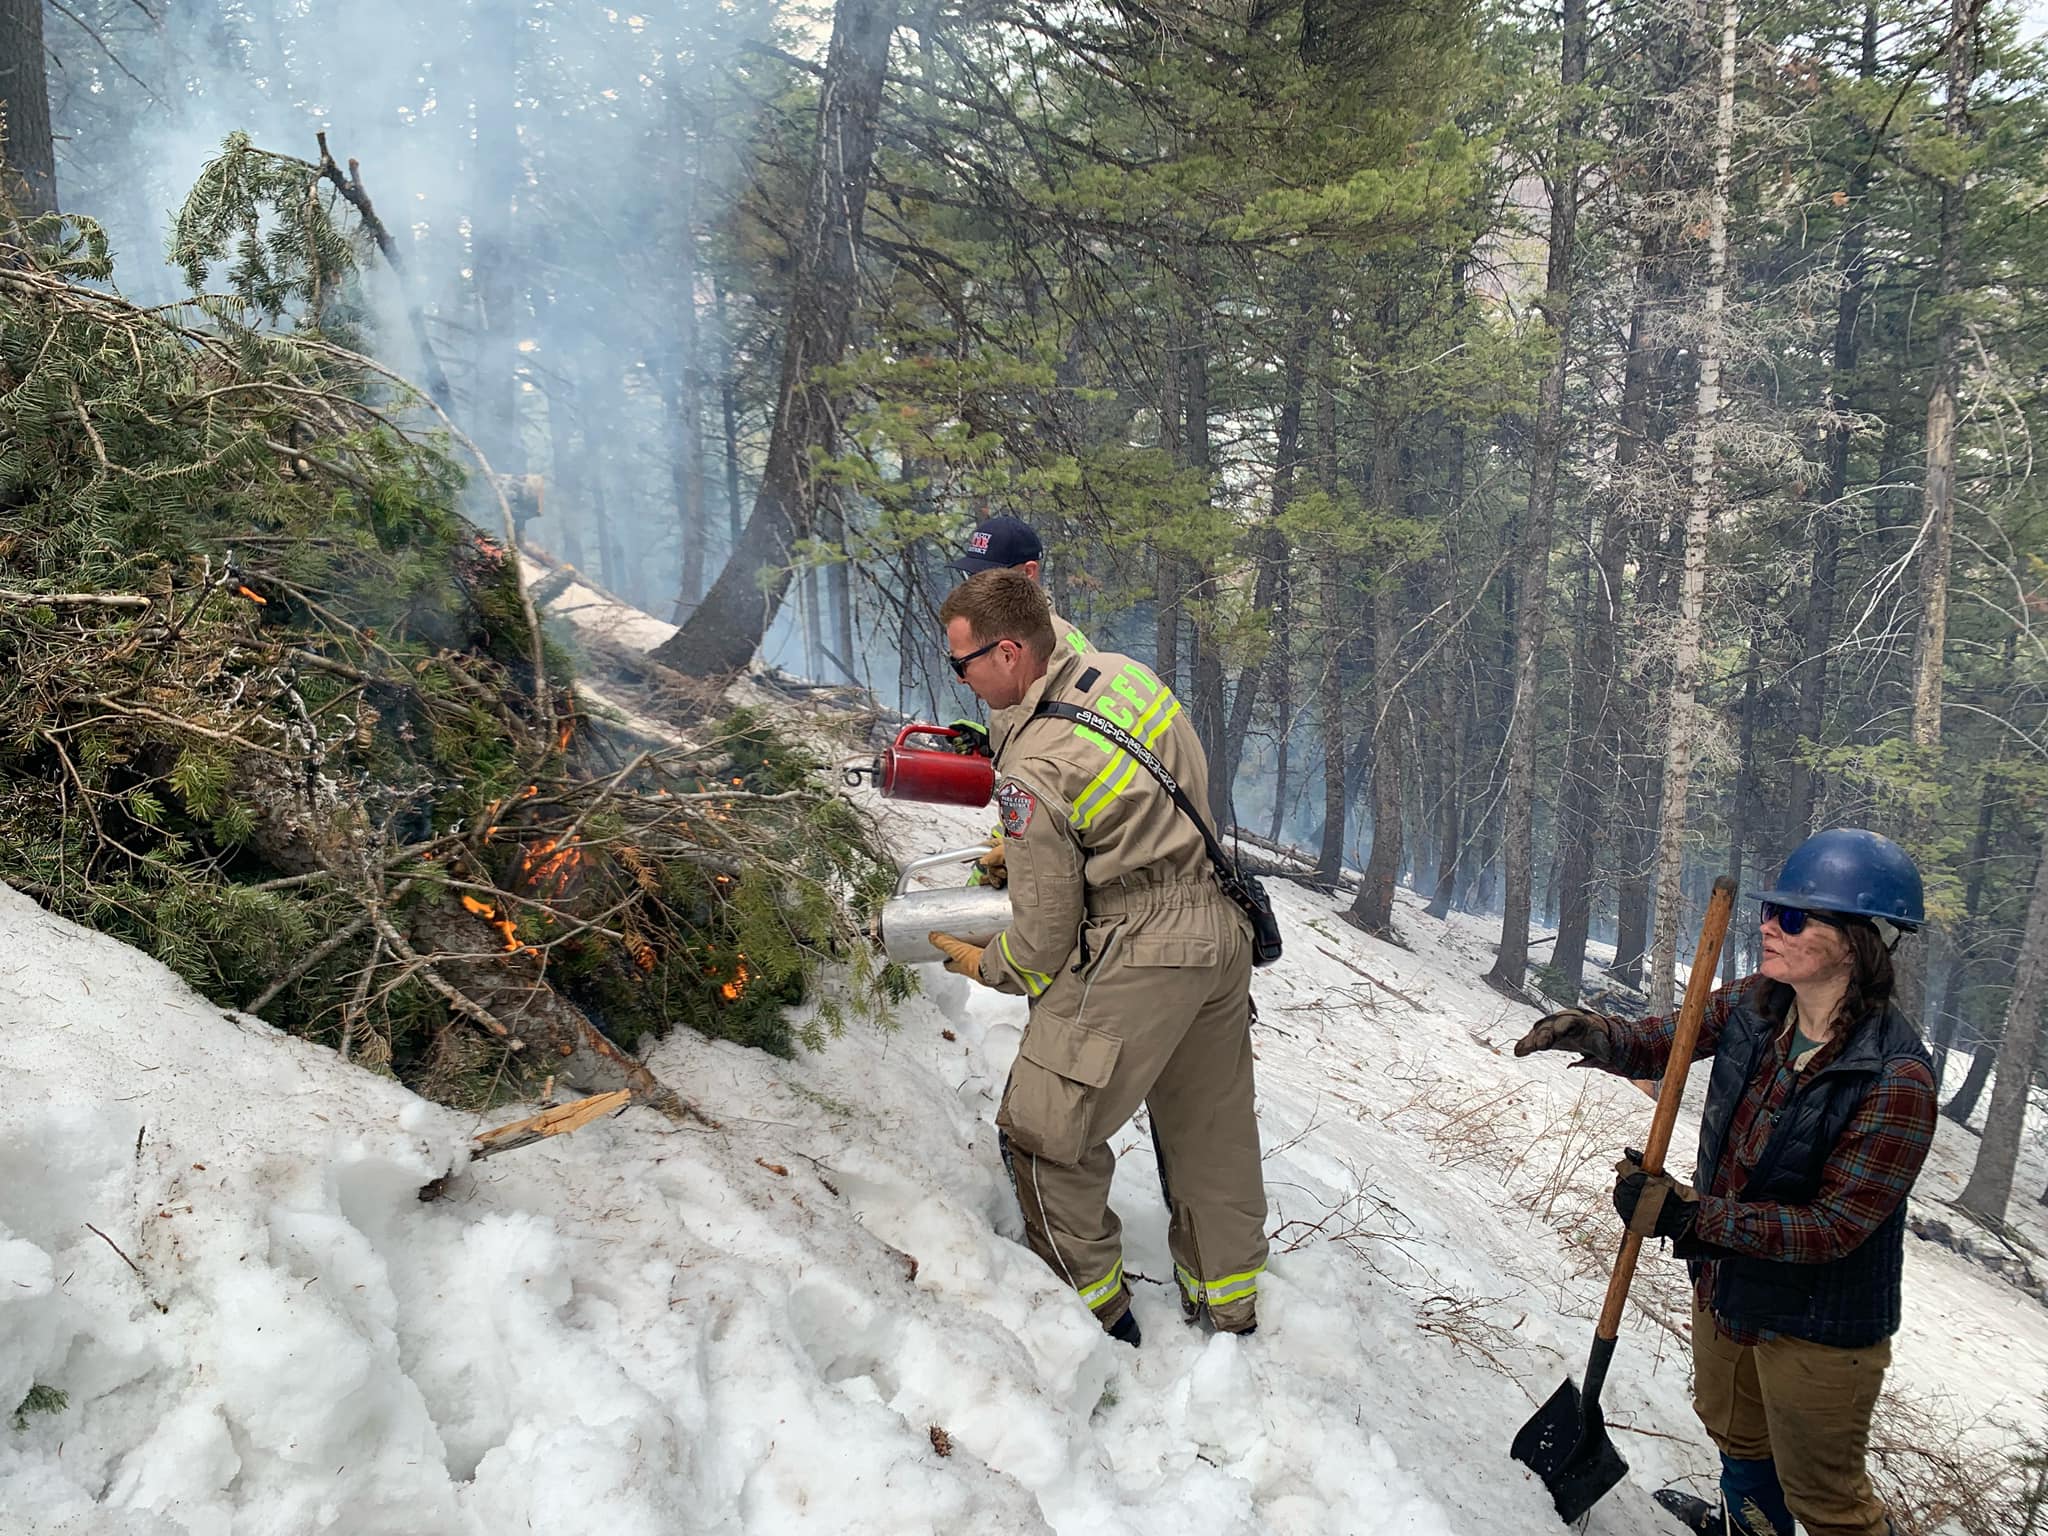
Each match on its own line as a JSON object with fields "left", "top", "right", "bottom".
{"left": 460, "top": 893, "right": 522, "bottom": 952}
{"left": 520, "top": 834, "right": 587, "bottom": 899}
{"left": 236, "top": 585, "right": 267, "bottom": 605}
{"left": 720, "top": 956, "right": 752, "bottom": 1002}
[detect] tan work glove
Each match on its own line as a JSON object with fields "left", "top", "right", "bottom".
{"left": 975, "top": 833, "right": 1008, "bottom": 890}
{"left": 928, "top": 930, "right": 986, "bottom": 980}
{"left": 1512, "top": 1007, "right": 1613, "bottom": 1064}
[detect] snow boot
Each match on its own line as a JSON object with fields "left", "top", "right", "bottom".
{"left": 1654, "top": 1463, "right": 1789, "bottom": 1535}
{"left": 1108, "top": 1308, "right": 1142, "bottom": 1348}
{"left": 1654, "top": 1489, "right": 1732, "bottom": 1533}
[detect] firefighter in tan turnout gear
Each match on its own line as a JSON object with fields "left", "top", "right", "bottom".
{"left": 928, "top": 569, "right": 1267, "bottom": 1345}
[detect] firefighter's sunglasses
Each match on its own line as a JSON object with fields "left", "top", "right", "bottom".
{"left": 947, "top": 636, "right": 1005, "bottom": 678}
{"left": 1760, "top": 901, "right": 1852, "bottom": 936}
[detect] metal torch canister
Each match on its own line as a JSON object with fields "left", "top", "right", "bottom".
{"left": 875, "top": 846, "right": 1013, "bottom": 964}
{"left": 873, "top": 724, "right": 996, "bottom": 807}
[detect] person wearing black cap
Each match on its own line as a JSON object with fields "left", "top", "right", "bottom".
{"left": 948, "top": 515, "right": 1089, "bottom": 658}
{"left": 946, "top": 520, "right": 1097, "bottom": 888}
{"left": 942, "top": 518, "right": 1092, "bottom": 809}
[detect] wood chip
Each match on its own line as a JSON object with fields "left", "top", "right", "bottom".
{"left": 755, "top": 1158, "right": 789, "bottom": 1177}
{"left": 928, "top": 1425, "right": 952, "bottom": 1457}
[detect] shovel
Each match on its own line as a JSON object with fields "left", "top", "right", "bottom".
{"left": 1511, "top": 874, "right": 1737, "bottom": 1523}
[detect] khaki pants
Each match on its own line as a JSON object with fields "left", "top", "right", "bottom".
{"left": 1691, "top": 1301, "right": 1892, "bottom": 1536}
{"left": 997, "top": 884, "right": 1266, "bottom": 1331}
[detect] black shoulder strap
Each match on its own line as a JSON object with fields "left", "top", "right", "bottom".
{"left": 1028, "top": 699, "right": 1235, "bottom": 874}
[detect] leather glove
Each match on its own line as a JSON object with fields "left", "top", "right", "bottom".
{"left": 928, "top": 930, "right": 986, "bottom": 980}
{"left": 974, "top": 833, "right": 1008, "bottom": 890}
{"left": 945, "top": 720, "right": 992, "bottom": 757}
{"left": 1513, "top": 1007, "right": 1614, "bottom": 1064}
{"left": 1613, "top": 1148, "right": 1699, "bottom": 1241}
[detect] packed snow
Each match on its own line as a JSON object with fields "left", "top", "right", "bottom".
{"left": 4, "top": 781, "right": 2046, "bottom": 1535}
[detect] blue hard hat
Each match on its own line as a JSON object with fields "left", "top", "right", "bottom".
{"left": 1753, "top": 828, "right": 1924, "bottom": 930}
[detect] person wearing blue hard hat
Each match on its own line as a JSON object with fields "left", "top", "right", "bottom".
{"left": 1514, "top": 829, "right": 1934, "bottom": 1536}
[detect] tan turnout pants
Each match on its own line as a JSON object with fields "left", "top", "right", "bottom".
{"left": 996, "top": 880, "right": 1267, "bottom": 1332}
{"left": 1691, "top": 1301, "right": 1893, "bottom": 1536}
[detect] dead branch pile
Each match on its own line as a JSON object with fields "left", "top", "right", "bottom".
{"left": 0, "top": 177, "right": 904, "bottom": 1115}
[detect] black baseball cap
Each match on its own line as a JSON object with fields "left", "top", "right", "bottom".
{"left": 950, "top": 515, "right": 1043, "bottom": 574}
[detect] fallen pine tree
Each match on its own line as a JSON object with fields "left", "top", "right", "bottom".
{"left": 0, "top": 139, "right": 908, "bottom": 1114}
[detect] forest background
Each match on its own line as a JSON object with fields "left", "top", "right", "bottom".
{"left": 4, "top": 0, "right": 2048, "bottom": 1233}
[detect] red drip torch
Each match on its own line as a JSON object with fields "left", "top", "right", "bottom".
{"left": 844, "top": 724, "right": 995, "bottom": 807}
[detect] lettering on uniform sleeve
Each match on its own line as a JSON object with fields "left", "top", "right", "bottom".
{"left": 996, "top": 779, "right": 1037, "bottom": 836}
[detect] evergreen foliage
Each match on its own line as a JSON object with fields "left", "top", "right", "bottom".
{"left": 0, "top": 148, "right": 901, "bottom": 1106}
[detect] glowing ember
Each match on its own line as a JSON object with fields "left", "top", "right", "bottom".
{"left": 720, "top": 958, "right": 751, "bottom": 1002}
{"left": 235, "top": 585, "right": 267, "bottom": 605}
{"left": 520, "top": 834, "right": 587, "bottom": 899}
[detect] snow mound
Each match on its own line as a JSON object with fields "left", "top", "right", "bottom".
{"left": 5, "top": 780, "right": 2045, "bottom": 1535}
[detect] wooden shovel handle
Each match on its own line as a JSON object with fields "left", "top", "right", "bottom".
{"left": 1594, "top": 874, "right": 1737, "bottom": 1341}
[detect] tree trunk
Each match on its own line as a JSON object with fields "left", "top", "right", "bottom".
{"left": 1956, "top": 828, "right": 2048, "bottom": 1229}
{"left": 1550, "top": 299, "right": 1638, "bottom": 990}
{"left": 651, "top": 0, "right": 899, "bottom": 675}
{"left": 1426, "top": 426, "right": 1470, "bottom": 922}
{"left": 665, "top": 87, "right": 709, "bottom": 625}
{"left": 1313, "top": 312, "right": 1348, "bottom": 884}
{"left": 1349, "top": 574, "right": 1405, "bottom": 937}
{"left": 1786, "top": 0, "right": 1880, "bottom": 841}
{"left": 1934, "top": 761, "right": 2002, "bottom": 1091}
{"left": 714, "top": 275, "right": 746, "bottom": 548}
{"left": 0, "top": 0, "right": 57, "bottom": 219}
{"left": 1267, "top": 561, "right": 1295, "bottom": 846}
{"left": 1605, "top": 277, "right": 1662, "bottom": 991}
{"left": 1722, "top": 629, "right": 1760, "bottom": 984}
{"left": 1350, "top": 405, "right": 1407, "bottom": 939}
{"left": 1647, "top": 0, "right": 1735, "bottom": 1020}
{"left": 1909, "top": 0, "right": 1980, "bottom": 753}
{"left": 1220, "top": 298, "right": 1311, "bottom": 829}
{"left": 1183, "top": 335, "right": 1229, "bottom": 802}
{"left": 1155, "top": 310, "right": 1184, "bottom": 695}
{"left": 1487, "top": 0, "right": 1585, "bottom": 992}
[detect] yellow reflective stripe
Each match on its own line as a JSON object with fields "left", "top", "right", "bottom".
{"left": 1070, "top": 687, "right": 1176, "bottom": 828}
{"left": 1143, "top": 698, "right": 1181, "bottom": 746}
{"left": 1176, "top": 1262, "right": 1263, "bottom": 1307}
{"left": 999, "top": 932, "right": 1051, "bottom": 997}
{"left": 1073, "top": 757, "right": 1138, "bottom": 831}
{"left": 1076, "top": 1259, "right": 1124, "bottom": 1312}
{"left": 1204, "top": 1265, "right": 1263, "bottom": 1306}
{"left": 1070, "top": 749, "right": 1129, "bottom": 826}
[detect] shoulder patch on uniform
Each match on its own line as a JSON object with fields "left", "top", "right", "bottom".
{"left": 995, "top": 779, "right": 1037, "bottom": 836}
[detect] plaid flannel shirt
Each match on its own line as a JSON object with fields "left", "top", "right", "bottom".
{"left": 1603, "top": 984, "right": 1936, "bottom": 1345}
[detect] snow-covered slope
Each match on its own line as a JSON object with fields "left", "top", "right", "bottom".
{"left": 4, "top": 789, "right": 2045, "bottom": 1534}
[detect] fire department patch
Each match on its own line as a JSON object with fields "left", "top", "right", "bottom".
{"left": 996, "top": 779, "right": 1037, "bottom": 836}
{"left": 968, "top": 530, "right": 992, "bottom": 554}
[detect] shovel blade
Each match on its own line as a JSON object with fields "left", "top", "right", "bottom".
{"left": 1512, "top": 1375, "right": 1629, "bottom": 1523}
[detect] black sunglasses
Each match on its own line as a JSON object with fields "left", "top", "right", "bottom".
{"left": 1760, "top": 901, "right": 1853, "bottom": 937}
{"left": 948, "top": 636, "right": 1006, "bottom": 679}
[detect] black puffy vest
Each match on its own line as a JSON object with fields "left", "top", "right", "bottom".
{"left": 1691, "top": 978, "right": 1931, "bottom": 1349}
